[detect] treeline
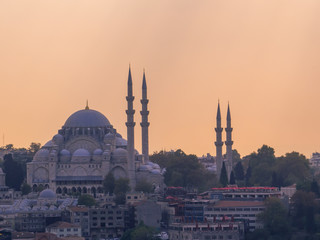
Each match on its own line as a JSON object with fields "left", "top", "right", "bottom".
{"left": 150, "top": 145, "right": 314, "bottom": 191}
{"left": 248, "top": 189, "right": 320, "bottom": 239}
{"left": 0, "top": 143, "right": 41, "bottom": 191}
{"left": 150, "top": 149, "right": 218, "bottom": 192}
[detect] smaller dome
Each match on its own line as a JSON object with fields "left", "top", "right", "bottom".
{"left": 139, "top": 165, "right": 152, "bottom": 171}
{"left": 147, "top": 161, "right": 155, "bottom": 167}
{"left": 60, "top": 149, "right": 71, "bottom": 162}
{"left": 151, "top": 169, "right": 161, "bottom": 175}
{"left": 113, "top": 148, "right": 128, "bottom": 158}
{"left": 93, "top": 149, "right": 103, "bottom": 155}
{"left": 34, "top": 149, "right": 50, "bottom": 162}
{"left": 72, "top": 149, "right": 90, "bottom": 163}
{"left": 60, "top": 149, "right": 70, "bottom": 156}
{"left": 52, "top": 134, "right": 64, "bottom": 145}
{"left": 39, "top": 189, "right": 56, "bottom": 199}
{"left": 115, "top": 137, "right": 127, "bottom": 147}
{"left": 43, "top": 140, "right": 55, "bottom": 147}
{"left": 151, "top": 162, "right": 160, "bottom": 169}
{"left": 73, "top": 149, "right": 90, "bottom": 157}
{"left": 116, "top": 133, "right": 122, "bottom": 138}
{"left": 104, "top": 133, "right": 114, "bottom": 141}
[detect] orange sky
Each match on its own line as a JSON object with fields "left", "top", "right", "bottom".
{"left": 0, "top": 1, "right": 320, "bottom": 158}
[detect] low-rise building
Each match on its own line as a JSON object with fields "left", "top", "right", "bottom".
{"left": 207, "top": 187, "right": 281, "bottom": 200}
{"left": 310, "top": 152, "right": 320, "bottom": 167}
{"left": 169, "top": 221, "right": 245, "bottom": 240}
{"left": 45, "top": 221, "right": 81, "bottom": 238}
{"left": 65, "top": 206, "right": 90, "bottom": 239}
{"left": 89, "top": 205, "right": 128, "bottom": 240}
{"left": 204, "top": 200, "right": 265, "bottom": 231}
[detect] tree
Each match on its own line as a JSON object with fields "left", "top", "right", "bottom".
{"left": 259, "top": 197, "right": 290, "bottom": 238}
{"left": 3, "top": 154, "right": 24, "bottom": 190}
{"left": 232, "top": 149, "right": 241, "bottom": 165}
{"left": 115, "top": 192, "right": 126, "bottom": 205}
{"left": 229, "top": 171, "right": 235, "bottom": 184}
{"left": 234, "top": 161, "right": 244, "bottom": 181}
{"left": 114, "top": 178, "right": 130, "bottom": 205}
{"left": 150, "top": 149, "right": 216, "bottom": 190}
{"left": 28, "top": 142, "right": 41, "bottom": 155}
{"left": 135, "top": 179, "right": 154, "bottom": 193}
{"left": 114, "top": 178, "right": 130, "bottom": 195}
{"left": 21, "top": 183, "right": 31, "bottom": 195}
{"left": 291, "top": 190, "right": 318, "bottom": 231}
{"left": 219, "top": 162, "right": 228, "bottom": 186}
{"left": 248, "top": 145, "right": 276, "bottom": 186}
{"left": 78, "top": 194, "right": 96, "bottom": 207}
{"left": 311, "top": 179, "right": 319, "bottom": 197}
{"left": 245, "top": 165, "right": 252, "bottom": 186}
{"left": 5, "top": 144, "right": 13, "bottom": 151}
{"left": 121, "top": 222, "right": 159, "bottom": 240}
{"left": 103, "top": 172, "right": 115, "bottom": 194}
{"left": 271, "top": 171, "right": 278, "bottom": 187}
{"left": 275, "top": 152, "right": 310, "bottom": 187}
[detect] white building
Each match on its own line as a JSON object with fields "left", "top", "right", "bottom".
{"left": 46, "top": 221, "right": 81, "bottom": 238}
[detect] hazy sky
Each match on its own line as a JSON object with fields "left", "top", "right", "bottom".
{"left": 0, "top": 1, "right": 320, "bottom": 158}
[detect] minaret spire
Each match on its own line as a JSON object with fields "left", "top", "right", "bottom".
{"left": 215, "top": 101, "right": 223, "bottom": 179}
{"left": 225, "top": 102, "right": 233, "bottom": 180}
{"left": 140, "top": 70, "right": 150, "bottom": 163}
{"left": 126, "top": 65, "right": 136, "bottom": 189}
{"left": 85, "top": 100, "right": 89, "bottom": 110}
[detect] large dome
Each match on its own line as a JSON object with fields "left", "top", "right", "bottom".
{"left": 64, "top": 109, "right": 110, "bottom": 128}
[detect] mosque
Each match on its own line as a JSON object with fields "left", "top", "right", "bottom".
{"left": 26, "top": 68, "right": 164, "bottom": 195}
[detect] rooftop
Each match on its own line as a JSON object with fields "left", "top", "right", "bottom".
{"left": 46, "top": 221, "right": 79, "bottom": 229}
{"left": 210, "top": 200, "right": 265, "bottom": 208}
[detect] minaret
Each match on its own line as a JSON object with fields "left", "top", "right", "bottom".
{"left": 140, "top": 70, "right": 150, "bottom": 163}
{"left": 126, "top": 66, "right": 136, "bottom": 188}
{"left": 225, "top": 103, "right": 233, "bottom": 179}
{"left": 215, "top": 102, "right": 223, "bottom": 179}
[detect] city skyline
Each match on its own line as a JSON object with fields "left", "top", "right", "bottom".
{"left": 0, "top": 1, "right": 320, "bottom": 158}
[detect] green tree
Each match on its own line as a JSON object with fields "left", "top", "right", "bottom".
{"left": 114, "top": 178, "right": 130, "bottom": 205}
{"left": 103, "top": 172, "right": 115, "bottom": 194}
{"left": 245, "top": 165, "right": 252, "bottom": 186}
{"left": 275, "top": 152, "right": 309, "bottom": 187}
{"left": 291, "top": 190, "right": 318, "bottom": 231}
{"left": 232, "top": 149, "right": 241, "bottom": 165}
{"left": 3, "top": 154, "right": 24, "bottom": 190}
{"left": 114, "top": 178, "right": 130, "bottom": 195}
{"left": 229, "top": 171, "right": 235, "bottom": 185}
{"left": 259, "top": 197, "right": 290, "bottom": 238}
{"left": 5, "top": 144, "right": 13, "bottom": 150}
{"left": 219, "top": 162, "right": 228, "bottom": 186}
{"left": 248, "top": 145, "right": 276, "bottom": 186}
{"left": 78, "top": 194, "right": 96, "bottom": 207}
{"left": 115, "top": 192, "right": 126, "bottom": 205}
{"left": 234, "top": 161, "right": 244, "bottom": 181}
{"left": 28, "top": 142, "right": 41, "bottom": 155}
{"left": 135, "top": 179, "right": 154, "bottom": 193}
{"left": 121, "top": 222, "right": 159, "bottom": 240}
{"left": 311, "top": 179, "right": 319, "bottom": 197}
{"left": 21, "top": 183, "right": 31, "bottom": 195}
{"left": 271, "top": 171, "right": 278, "bottom": 187}
{"left": 150, "top": 149, "right": 217, "bottom": 190}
